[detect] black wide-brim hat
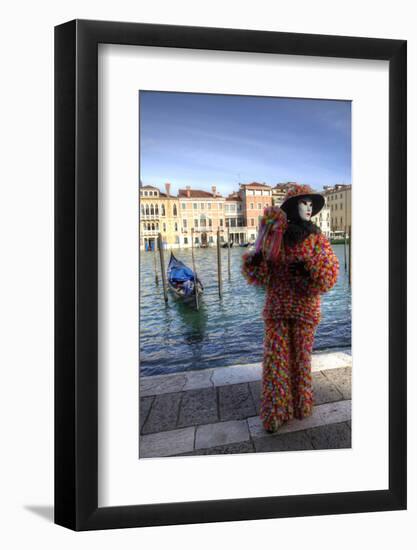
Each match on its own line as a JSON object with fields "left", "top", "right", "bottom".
{"left": 280, "top": 184, "right": 325, "bottom": 217}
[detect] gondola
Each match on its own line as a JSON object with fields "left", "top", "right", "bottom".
{"left": 239, "top": 242, "right": 250, "bottom": 247}
{"left": 221, "top": 242, "right": 233, "bottom": 248}
{"left": 167, "top": 252, "right": 204, "bottom": 304}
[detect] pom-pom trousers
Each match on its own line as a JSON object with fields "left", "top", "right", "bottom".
{"left": 260, "top": 318, "right": 317, "bottom": 430}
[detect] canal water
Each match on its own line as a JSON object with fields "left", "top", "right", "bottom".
{"left": 140, "top": 244, "right": 351, "bottom": 376}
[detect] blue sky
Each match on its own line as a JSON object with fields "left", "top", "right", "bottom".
{"left": 139, "top": 91, "right": 351, "bottom": 197}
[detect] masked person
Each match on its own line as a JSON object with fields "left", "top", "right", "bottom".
{"left": 242, "top": 184, "right": 339, "bottom": 433}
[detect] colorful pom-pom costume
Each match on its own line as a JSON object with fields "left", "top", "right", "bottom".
{"left": 242, "top": 184, "right": 339, "bottom": 432}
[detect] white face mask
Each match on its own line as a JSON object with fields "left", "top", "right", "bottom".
{"left": 298, "top": 198, "right": 313, "bottom": 221}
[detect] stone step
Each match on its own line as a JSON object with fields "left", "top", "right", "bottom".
{"left": 140, "top": 350, "right": 352, "bottom": 397}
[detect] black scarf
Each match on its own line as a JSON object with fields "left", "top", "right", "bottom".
{"left": 284, "top": 219, "right": 321, "bottom": 247}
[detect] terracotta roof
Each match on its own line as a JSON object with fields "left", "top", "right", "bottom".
{"left": 226, "top": 193, "right": 242, "bottom": 201}
{"left": 178, "top": 189, "right": 223, "bottom": 198}
{"left": 240, "top": 182, "right": 272, "bottom": 189}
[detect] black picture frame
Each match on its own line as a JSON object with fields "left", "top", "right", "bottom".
{"left": 55, "top": 19, "right": 407, "bottom": 531}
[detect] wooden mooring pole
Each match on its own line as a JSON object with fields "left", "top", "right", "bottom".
{"left": 217, "top": 228, "right": 222, "bottom": 299}
{"left": 343, "top": 226, "right": 347, "bottom": 272}
{"left": 348, "top": 226, "right": 352, "bottom": 285}
{"left": 227, "top": 227, "right": 231, "bottom": 281}
{"left": 157, "top": 233, "right": 168, "bottom": 302}
{"left": 191, "top": 228, "right": 199, "bottom": 310}
{"left": 153, "top": 240, "right": 159, "bottom": 285}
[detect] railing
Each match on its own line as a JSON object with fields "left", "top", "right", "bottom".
{"left": 140, "top": 214, "right": 160, "bottom": 219}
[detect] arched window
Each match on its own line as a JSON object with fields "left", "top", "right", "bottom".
{"left": 156, "top": 223, "right": 159, "bottom": 230}
{"left": 150, "top": 204, "right": 155, "bottom": 216}
{"left": 161, "top": 204, "right": 165, "bottom": 216}
{"left": 163, "top": 223, "right": 166, "bottom": 232}
{"left": 155, "top": 205, "right": 159, "bottom": 215}
{"left": 174, "top": 222, "right": 178, "bottom": 231}
{"left": 141, "top": 204, "right": 144, "bottom": 216}
{"left": 145, "top": 204, "right": 150, "bottom": 216}
{"left": 147, "top": 223, "right": 151, "bottom": 231}
{"left": 173, "top": 204, "right": 177, "bottom": 216}
{"left": 151, "top": 223, "right": 155, "bottom": 231}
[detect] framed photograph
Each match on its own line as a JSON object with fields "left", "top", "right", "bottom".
{"left": 55, "top": 19, "right": 406, "bottom": 530}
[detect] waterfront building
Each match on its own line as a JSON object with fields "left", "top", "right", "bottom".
{"left": 312, "top": 205, "right": 331, "bottom": 238}
{"left": 271, "top": 182, "right": 296, "bottom": 206}
{"left": 323, "top": 184, "right": 352, "bottom": 234}
{"left": 239, "top": 182, "right": 272, "bottom": 241}
{"left": 139, "top": 183, "right": 180, "bottom": 250}
{"left": 225, "top": 192, "right": 247, "bottom": 244}
{"left": 178, "top": 185, "right": 226, "bottom": 247}
{"left": 139, "top": 184, "right": 161, "bottom": 251}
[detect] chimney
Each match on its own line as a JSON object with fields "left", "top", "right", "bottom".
{"left": 165, "top": 182, "right": 171, "bottom": 197}
{"left": 211, "top": 185, "right": 217, "bottom": 197}
{"left": 186, "top": 185, "right": 191, "bottom": 198}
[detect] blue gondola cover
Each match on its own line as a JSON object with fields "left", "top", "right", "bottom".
{"left": 168, "top": 256, "right": 196, "bottom": 283}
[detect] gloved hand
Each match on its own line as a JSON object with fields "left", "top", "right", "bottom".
{"left": 249, "top": 251, "right": 264, "bottom": 266}
{"left": 288, "top": 261, "right": 309, "bottom": 277}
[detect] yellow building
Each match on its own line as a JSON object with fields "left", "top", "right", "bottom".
{"left": 178, "top": 185, "right": 225, "bottom": 247}
{"left": 139, "top": 183, "right": 180, "bottom": 250}
{"left": 323, "top": 184, "right": 352, "bottom": 234}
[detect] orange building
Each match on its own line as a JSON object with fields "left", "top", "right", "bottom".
{"left": 239, "top": 182, "right": 272, "bottom": 238}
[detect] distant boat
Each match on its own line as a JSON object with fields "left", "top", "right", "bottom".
{"left": 167, "top": 253, "right": 204, "bottom": 304}
{"left": 239, "top": 242, "right": 250, "bottom": 247}
{"left": 222, "top": 242, "right": 233, "bottom": 248}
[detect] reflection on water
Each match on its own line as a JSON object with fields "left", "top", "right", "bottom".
{"left": 140, "top": 245, "right": 351, "bottom": 376}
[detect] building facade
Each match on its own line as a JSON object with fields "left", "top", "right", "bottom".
{"left": 239, "top": 182, "right": 272, "bottom": 242}
{"left": 271, "top": 182, "right": 296, "bottom": 206}
{"left": 224, "top": 192, "right": 247, "bottom": 244}
{"left": 139, "top": 183, "right": 180, "bottom": 250}
{"left": 312, "top": 205, "right": 331, "bottom": 238}
{"left": 323, "top": 184, "right": 352, "bottom": 234}
{"left": 178, "top": 185, "right": 226, "bottom": 248}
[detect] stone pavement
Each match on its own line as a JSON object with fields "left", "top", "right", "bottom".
{"left": 139, "top": 351, "right": 352, "bottom": 458}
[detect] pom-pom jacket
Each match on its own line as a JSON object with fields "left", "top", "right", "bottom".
{"left": 242, "top": 231, "right": 339, "bottom": 326}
